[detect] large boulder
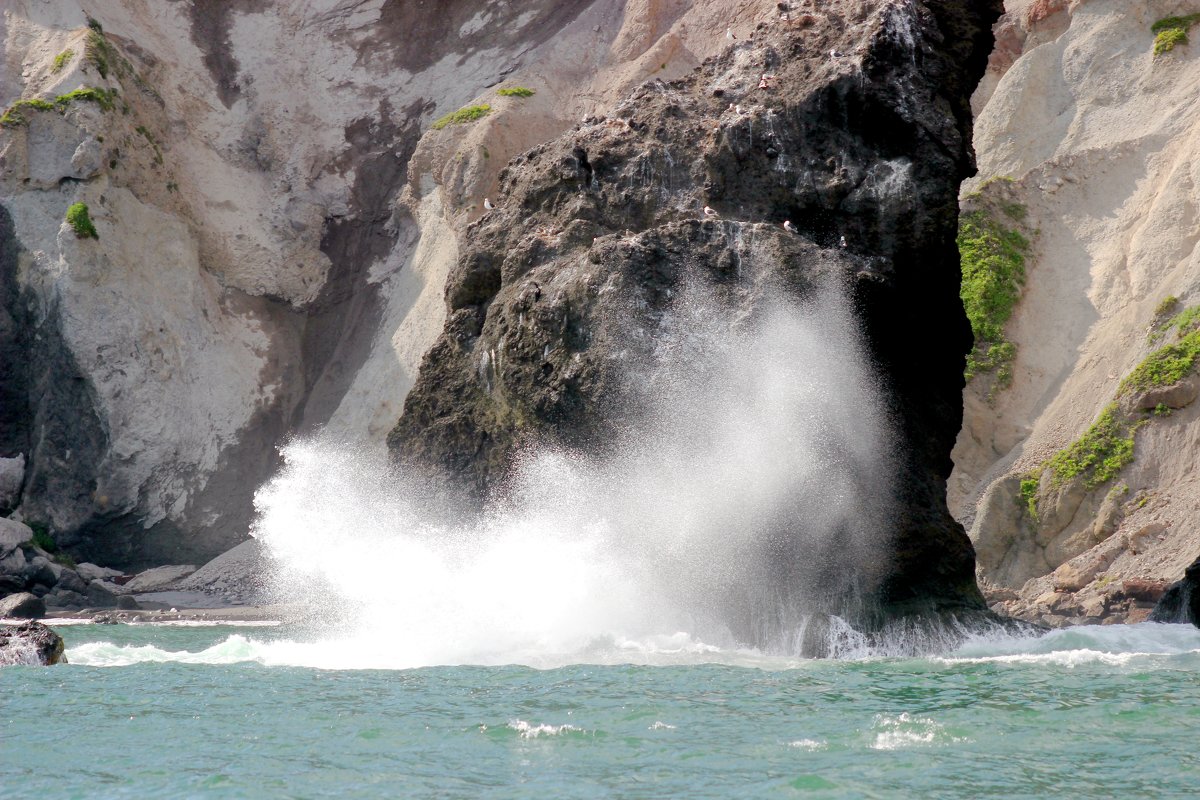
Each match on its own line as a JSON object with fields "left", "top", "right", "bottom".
{"left": 0, "top": 591, "right": 45, "bottom": 619}
{"left": 1150, "top": 554, "right": 1200, "bottom": 626}
{"left": 0, "top": 621, "right": 66, "bottom": 665}
{"left": 0, "top": 517, "right": 31, "bottom": 556}
{"left": 124, "top": 564, "right": 197, "bottom": 593}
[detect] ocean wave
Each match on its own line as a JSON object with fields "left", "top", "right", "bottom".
{"left": 941, "top": 622, "right": 1200, "bottom": 666}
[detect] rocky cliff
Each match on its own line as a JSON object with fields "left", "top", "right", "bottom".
{"left": 390, "top": 0, "right": 1004, "bottom": 636}
{"left": 1, "top": 0, "right": 1002, "bottom": 634}
{"left": 1, "top": 0, "right": 758, "bottom": 568}
{"left": 954, "top": 0, "right": 1200, "bottom": 626}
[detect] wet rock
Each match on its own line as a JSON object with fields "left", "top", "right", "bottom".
{"left": 0, "top": 621, "right": 66, "bottom": 665}
{"left": 1150, "top": 554, "right": 1200, "bottom": 626}
{"left": 388, "top": 1, "right": 1005, "bottom": 643}
{"left": 0, "top": 591, "right": 45, "bottom": 619}
{"left": 124, "top": 564, "right": 197, "bottom": 593}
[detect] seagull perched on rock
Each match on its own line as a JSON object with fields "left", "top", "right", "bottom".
{"left": 727, "top": 27, "right": 737, "bottom": 40}
{"left": 783, "top": 220, "right": 796, "bottom": 233}
{"left": 839, "top": 235, "right": 848, "bottom": 249}
{"left": 484, "top": 198, "right": 495, "bottom": 210}
{"left": 703, "top": 206, "right": 719, "bottom": 218}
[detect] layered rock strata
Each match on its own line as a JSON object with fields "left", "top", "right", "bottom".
{"left": 954, "top": 0, "right": 1200, "bottom": 626}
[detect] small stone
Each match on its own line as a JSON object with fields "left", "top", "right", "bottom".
{"left": 0, "top": 591, "right": 45, "bottom": 619}
{"left": 1126, "top": 522, "right": 1166, "bottom": 554}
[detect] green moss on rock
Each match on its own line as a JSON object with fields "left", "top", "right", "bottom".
{"left": 431, "top": 103, "right": 491, "bottom": 130}
{"left": 66, "top": 202, "right": 98, "bottom": 239}
{"left": 958, "top": 205, "right": 1030, "bottom": 389}
{"left": 1152, "top": 14, "right": 1200, "bottom": 55}
{"left": 497, "top": 87, "right": 535, "bottom": 98}
{"left": 52, "top": 48, "right": 75, "bottom": 74}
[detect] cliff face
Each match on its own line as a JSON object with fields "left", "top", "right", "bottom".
{"left": 954, "top": 0, "right": 1200, "bottom": 626}
{"left": 0, "top": 0, "right": 749, "bottom": 568}
{"left": 0, "top": 0, "right": 1002, "bottom": 631}
{"left": 390, "top": 0, "right": 1003, "bottom": 631}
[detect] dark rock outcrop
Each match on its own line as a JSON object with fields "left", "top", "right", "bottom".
{"left": 1150, "top": 555, "right": 1200, "bottom": 627}
{"left": 0, "top": 621, "right": 66, "bottom": 665}
{"left": 389, "top": 0, "right": 1004, "bottom": 645}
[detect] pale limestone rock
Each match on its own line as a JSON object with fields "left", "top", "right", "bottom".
{"left": 124, "top": 565, "right": 198, "bottom": 593}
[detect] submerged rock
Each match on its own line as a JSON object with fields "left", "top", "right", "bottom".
{"left": 0, "top": 621, "right": 66, "bottom": 665}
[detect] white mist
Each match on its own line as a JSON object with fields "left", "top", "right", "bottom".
{"left": 252, "top": 284, "right": 894, "bottom": 667}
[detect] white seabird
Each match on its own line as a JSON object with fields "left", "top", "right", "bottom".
{"left": 484, "top": 198, "right": 495, "bottom": 210}
{"left": 727, "top": 28, "right": 736, "bottom": 40}
{"left": 783, "top": 220, "right": 796, "bottom": 233}
{"left": 839, "top": 235, "right": 848, "bottom": 248}
{"left": 703, "top": 206, "right": 719, "bottom": 218}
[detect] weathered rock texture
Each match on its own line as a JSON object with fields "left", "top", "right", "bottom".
{"left": 954, "top": 0, "right": 1200, "bottom": 627}
{"left": 389, "top": 0, "right": 1004, "bottom": 634}
{"left": 0, "top": 620, "right": 66, "bottom": 665}
{"left": 0, "top": 0, "right": 783, "bottom": 569}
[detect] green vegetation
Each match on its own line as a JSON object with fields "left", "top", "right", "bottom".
{"left": 52, "top": 48, "right": 75, "bottom": 74}
{"left": 0, "top": 87, "right": 116, "bottom": 128}
{"left": 958, "top": 205, "right": 1031, "bottom": 390}
{"left": 1020, "top": 473, "right": 1041, "bottom": 521}
{"left": 26, "top": 522, "right": 57, "bottom": 553}
{"left": 0, "top": 98, "right": 55, "bottom": 127}
{"left": 136, "top": 125, "right": 164, "bottom": 165}
{"left": 431, "top": 103, "right": 491, "bottom": 130}
{"left": 1119, "top": 327, "right": 1200, "bottom": 395}
{"left": 1023, "top": 302, "right": 1200, "bottom": 520}
{"left": 497, "top": 87, "right": 535, "bottom": 98}
{"left": 1043, "top": 405, "right": 1141, "bottom": 491}
{"left": 1152, "top": 14, "right": 1200, "bottom": 55}
{"left": 66, "top": 202, "right": 98, "bottom": 239}
{"left": 87, "top": 16, "right": 103, "bottom": 33}
{"left": 55, "top": 86, "right": 116, "bottom": 111}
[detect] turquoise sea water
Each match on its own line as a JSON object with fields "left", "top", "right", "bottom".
{"left": 5, "top": 622, "right": 1200, "bottom": 798}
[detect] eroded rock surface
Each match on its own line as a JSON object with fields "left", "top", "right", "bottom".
{"left": 390, "top": 0, "right": 1004, "bottom": 640}
{"left": 0, "top": 620, "right": 66, "bottom": 665}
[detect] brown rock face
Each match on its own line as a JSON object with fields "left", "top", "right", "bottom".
{"left": 389, "top": 0, "right": 1005, "bottom": 646}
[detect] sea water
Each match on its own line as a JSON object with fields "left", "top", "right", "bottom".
{"left": 4, "top": 621, "right": 1200, "bottom": 798}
